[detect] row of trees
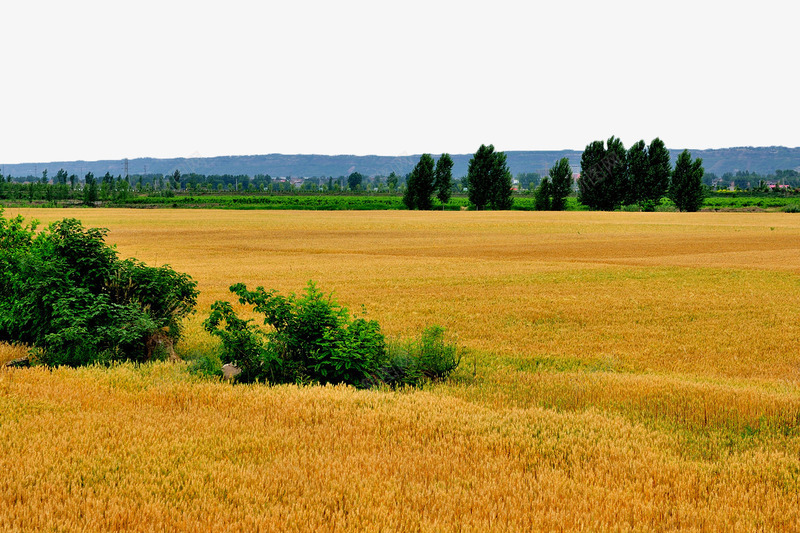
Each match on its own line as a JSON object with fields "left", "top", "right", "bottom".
{"left": 403, "top": 145, "right": 514, "bottom": 210}
{"left": 402, "top": 154, "right": 454, "bottom": 210}
{"left": 403, "top": 139, "right": 706, "bottom": 212}
{"left": 578, "top": 136, "right": 705, "bottom": 212}
{"left": 533, "top": 158, "right": 573, "bottom": 211}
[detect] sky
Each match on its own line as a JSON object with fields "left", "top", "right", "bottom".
{"left": 2, "top": 0, "right": 798, "bottom": 164}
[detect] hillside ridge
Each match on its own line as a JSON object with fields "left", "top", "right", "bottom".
{"left": 3, "top": 146, "right": 799, "bottom": 179}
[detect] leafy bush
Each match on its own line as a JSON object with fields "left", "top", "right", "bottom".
{"left": 379, "top": 348, "right": 423, "bottom": 388}
{"left": 187, "top": 350, "right": 223, "bottom": 378}
{"left": 204, "top": 283, "right": 462, "bottom": 388}
{"left": 204, "top": 282, "right": 386, "bottom": 386}
{"left": 0, "top": 211, "right": 198, "bottom": 366}
{"left": 416, "top": 325, "right": 462, "bottom": 380}
{"left": 785, "top": 204, "right": 800, "bottom": 213}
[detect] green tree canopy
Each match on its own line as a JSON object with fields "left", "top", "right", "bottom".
{"left": 403, "top": 154, "right": 436, "bottom": 210}
{"left": 578, "top": 136, "right": 627, "bottom": 210}
{"left": 83, "top": 172, "right": 98, "bottom": 205}
{"left": 670, "top": 150, "right": 705, "bottom": 212}
{"left": 386, "top": 172, "right": 399, "bottom": 192}
{"left": 548, "top": 157, "right": 573, "bottom": 211}
{"left": 625, "top": 137, "right": 672, "bottom": 210}
{"left": 644, "top": 138, "right": 672, "bottom": 210}
{"left": 625, "top": 140, "right": 648, "bottom": 206}
{"left": 534, "top": 176, "right": 551, "bottom": 211}
{"left": 55, "top": 169, "right": 68, "bottom": 186}
{"left": 467, "top": 144, "right": 513, "bottom": 210}
{"left": 347, "top": 172, "right": 364, "bottom": 191}
{"left": 434, "top": 153, "right": 454, "bottom": 207}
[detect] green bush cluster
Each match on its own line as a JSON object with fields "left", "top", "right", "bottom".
{"left": 204, "top": 282, "right": 386, "bottom": 386}
{"left": 382, "top": 325, "right": 463, "bottom": 387}
{"left": 203, "top": 282, "right": 461, "bottom": 387}
{"left": 1, "top": 211, "right": 461, "bottom": 388}
{"left": 0, "top": 211, "right": 198, "bottom": 366}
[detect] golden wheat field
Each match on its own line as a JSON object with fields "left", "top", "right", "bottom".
{"left": 2, "top": 208, "right": 800, "bottom": 531}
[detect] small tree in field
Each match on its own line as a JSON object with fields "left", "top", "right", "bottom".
{"left": 203, "top": 281, "right": 462, "bottom": 388}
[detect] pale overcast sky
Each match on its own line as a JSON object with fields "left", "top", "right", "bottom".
{"left": 2, "top": 0, "right": 797, "bottom": 164}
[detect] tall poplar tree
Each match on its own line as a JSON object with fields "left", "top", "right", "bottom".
{"left": 670, "top": 150, "right": 705, "bottom": 212}
{"left": 578, "top": 136, "right": 626, "bottom": 210}
{"left": 534, "top": 177, "right": 551, "bottom": 211}
{"left": 467, "top": 144, "right": 513, "bottom": 210}
{"left": 434, "top": 153, "right": 454, "bottom": 207}
{"left": 625, "top": 140, "right": 648, "bottom": 206}
{"left": 548, "top": 157, "right": 573, "bottom": 211}
{"left": 489, "top": 150, "right": 514, "bottom": 210}
{"left": 403, "top": 154, "right": 436, "bottom": 210}
{"left": 643, "top": 137, "right": 671, "bottom": 210}
{"left": 83, "top": 172, "right": 98, "bottom": 205}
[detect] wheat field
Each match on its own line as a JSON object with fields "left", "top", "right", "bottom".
{"left": 2, "top": 208, "right": 799, "bottom": 531}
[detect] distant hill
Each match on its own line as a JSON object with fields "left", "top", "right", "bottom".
{"left": 3, "top": 146, "right": 799, "bottom": 179}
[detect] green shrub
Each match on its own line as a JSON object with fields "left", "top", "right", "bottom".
{"left": 415, "top": 325, "right": 462, "bottom": 380}
{"left": 204, "top": 283, "right": 463, "bottom": 388}
{"left": 380, "top": 345, "right": 423, "bottom": 387}
{"left": 785, "top": 204, "right": 800, "bottom": 213}
{"left": 0, "top": 211, "right": 198, "bottom": 366}
{"left": 187, "top": 350, "right": 223, "bottom": 378}
{"left": 382, "top": 325, "right": 462, "bottom": 386}
{"left": 204, "top": 282, "right": 386, "bottom": 386}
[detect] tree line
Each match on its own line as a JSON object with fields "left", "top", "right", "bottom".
{"left": 403, "top": 145, "right": 517, "bottom": 210}
{"left": 0, "top": 139, "right": 756, "bottom": 212}
{"left": 704, "top": 169, "right": 800, "bottom": 191}
{"left": 578, "top": 136, "right": 705, "bottom": 212}
{"left": 399, "top": 139, "right": 706, "bottom": 212}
